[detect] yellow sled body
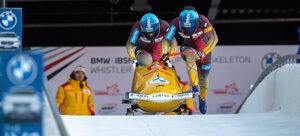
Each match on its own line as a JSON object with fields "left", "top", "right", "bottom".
{"left": 131, "top": 62, "right": 185, "bottom": 113}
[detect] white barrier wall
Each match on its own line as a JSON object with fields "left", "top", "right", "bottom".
{"left": 239, "top": 69, "right": 276, "bottom": 113}
{"left": 240, "top": 64, "right": 300, "bottom": 117}
{"left": 32, "top": 46, "right": 298, "bottom": 115}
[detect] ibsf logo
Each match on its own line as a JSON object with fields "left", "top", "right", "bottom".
{"left": 216, "top": 101, "right": 236, "bottom": 113}
{"left": 97, "top": 103, "right": 118, "bottom": 114}
{"left": 145, "top": 18, "right": 153, "bottom": 32}
{"left": 261, "top": 52, "right": 281, "bottom": 70}
{"left": 7, "top": 54, "right": 38, "bottom": 85}
{"left": 94, "top": 83, "right": 121, "bottom": 95}
{"left": 212, "top": 82, "right": 240, "bottom": 95}
{"left": 0, "top": 11, "right": 17, "bottom": 30}
{"left": 184, "top": 12, "right": 191, "bottom": 27}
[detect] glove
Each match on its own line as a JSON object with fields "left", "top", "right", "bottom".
{"left": 196, "top": 51, "right": 206, "bottom": 59}
{"left": 164, "top": 58, "right": 172, "bottom": 68}
{"left": 160, "top": 53, "right": 169, "bottom": 62}
{"left": 131, "top": 58, "right": 139, "bottom": 69}
{"left": 160, "top": 54, "right": 172, "bottom": 67}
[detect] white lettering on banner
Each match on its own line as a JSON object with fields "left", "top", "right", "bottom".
{"left": 90, "top": 66, "right": 132, "bottom": 74}
{"left": 212, "top": 56, "right": 251, "bottom": 64}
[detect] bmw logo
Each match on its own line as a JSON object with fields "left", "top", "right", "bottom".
{"left": 7, "top": 54, "right": 38, "bottom": 86}
{"left": 261, "top": 52, "right": 281, "bottom": 70}
{"left": 0, "top": 11, "right": 17, "bottom": 30}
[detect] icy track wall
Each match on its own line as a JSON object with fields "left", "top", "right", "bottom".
{"left": 239, "top": 64, "right": 300, "bottom": 117}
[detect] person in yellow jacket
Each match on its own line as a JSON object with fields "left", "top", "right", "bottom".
{"left": 56, "top": 66, "right": 95, "bottom": 115}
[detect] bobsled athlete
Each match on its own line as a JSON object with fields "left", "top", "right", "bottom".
{"left": 126, "top": 13, "right": 178, "bottom": 68}
{"left": 165, "top": 6, "right": 218, "bottom": 114}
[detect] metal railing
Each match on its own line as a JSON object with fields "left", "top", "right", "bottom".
{"left": 43, "top": 76, "right": 69, "bottom": 136}
{"left": 235, "top": 54, "right": 300, "bottom": 113}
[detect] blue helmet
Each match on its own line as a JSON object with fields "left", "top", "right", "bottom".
{"left": 179, "top": 10, "right": 199, "bottom": 35}
{"left": 140, "top": 13, "right": 160, "bottom": 33}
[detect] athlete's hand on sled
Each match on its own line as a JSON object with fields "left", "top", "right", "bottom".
{"left": 160, "top": 53, "right": 168, "bottom": 62}
{"left": 131, "top": 58, "right": 139, "bottom": 69}
{"left": 164, "top": 57, "right": 173, "bottom": 68}
{"left": 160, "top": 54, "right": 172, "bottom": 67}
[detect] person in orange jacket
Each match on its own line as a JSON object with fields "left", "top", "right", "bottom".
{"left": 56, "top": 66, "right": 95, "bottom": 115}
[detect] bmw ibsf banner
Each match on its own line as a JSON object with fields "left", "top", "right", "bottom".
{"left": 0, "top": 52, "right": 43, "bottom": 136}
{"left": 33, "top": 46, "right": 297, "bottom": 115}
{"left": 0, "top": 8, "right": 22, "bottom": 51}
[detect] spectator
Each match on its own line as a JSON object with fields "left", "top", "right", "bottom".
{"left": 56, "top": 66, "right": 95, "bottom": 115}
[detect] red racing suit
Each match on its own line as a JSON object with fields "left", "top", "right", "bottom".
{"left": 165, "top": 14, "right": 218, "bottom": 100}
{"left": 166, "top": 15, "right": 217, "bottom": 54}
{"left": 126, "top": 20, "right": 171, "bottom": 62}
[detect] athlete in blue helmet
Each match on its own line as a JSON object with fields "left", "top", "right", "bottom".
{"left": 126, "top": 13, "right": 177, "bottom": 68}
{"left": 178, "top": 9, "right": 199, "bottom": 36}
{"left": 165, "top": 6, "right": 219, "bottom": 114}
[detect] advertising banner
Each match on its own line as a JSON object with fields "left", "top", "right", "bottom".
{"left": 0, "top": 51, "right": 43, "bottom": 136}
{"left": 0, "top": 8, "right": 22, "bottom": 51}
{"left": 33, "top": 45, "right": 298, "bottom": 115}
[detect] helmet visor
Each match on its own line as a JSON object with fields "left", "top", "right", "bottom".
{"left": 179, "top": 18, "right": 198, "bottom": 36}
{"left": 142, "top": 30, "right": 159, "bottom": 41}
{"left": 181, "top": 27, "right": 196, "bottom": 36}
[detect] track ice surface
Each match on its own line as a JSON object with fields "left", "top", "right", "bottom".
{"left": 63, "top": 111, "right": 300, "bottom": 136}
{"left": 62, "top": 64, "right": 300, "bottom": 136}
